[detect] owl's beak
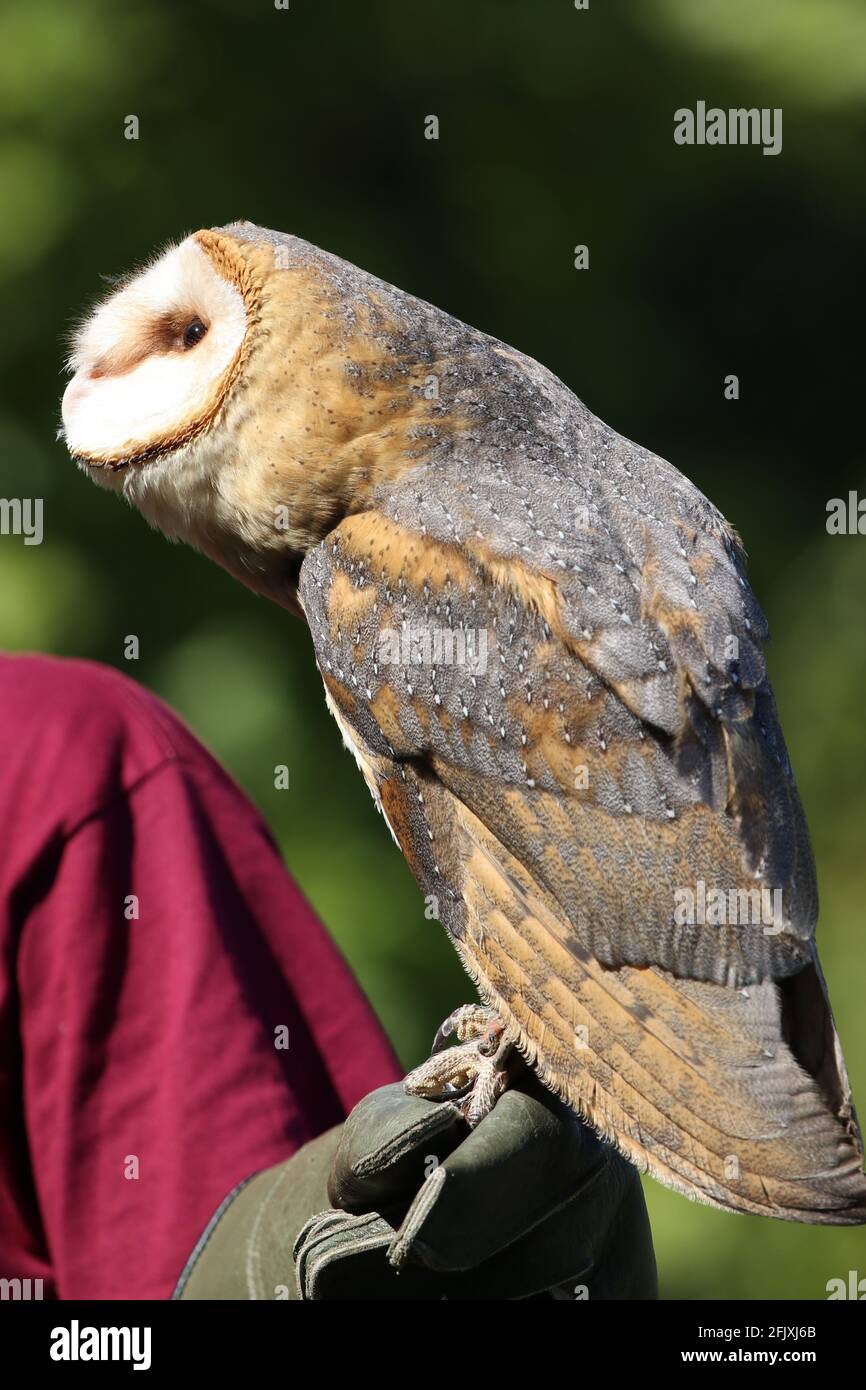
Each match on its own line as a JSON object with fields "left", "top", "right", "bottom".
{"left": 62, "top": 369, "right": 94, "bottom": 419}
{"left": 61, "top": 370, "right": 130, "bottom": 473}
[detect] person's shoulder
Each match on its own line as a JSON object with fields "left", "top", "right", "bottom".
{"left": 0, "top": 654, "right": 273, "bottom": 854}
{"left": 0, "top": 653, "right": 219, "bottom": 791}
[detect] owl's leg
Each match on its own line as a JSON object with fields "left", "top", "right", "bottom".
{"left": 403, "top": 1004, "right": 519, "bottom": 1127}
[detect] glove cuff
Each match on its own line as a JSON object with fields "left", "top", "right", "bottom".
{"left": 173, "top": 1125, "right": 343, "bottom": 1300}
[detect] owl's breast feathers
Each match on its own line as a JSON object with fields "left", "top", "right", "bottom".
{"left": 293, "top": 298, "right": 864, "bottom": 1219}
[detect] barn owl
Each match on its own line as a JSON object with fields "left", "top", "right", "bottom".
{"left": 62, "top": 221, "right": 866, "bottom": 1225}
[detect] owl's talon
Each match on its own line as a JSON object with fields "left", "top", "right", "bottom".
{"left": 405, "top": 1004, "right": 518, "bottom": 1127}
{"left": 430, "top": 1003, "right": 501, "bottom": 1055}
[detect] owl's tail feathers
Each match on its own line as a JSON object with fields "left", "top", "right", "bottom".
{"left": 467, "top": 883, "right": 866, "bottom": 1223}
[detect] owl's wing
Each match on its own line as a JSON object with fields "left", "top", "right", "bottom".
{"left": 305, "top": 499, "right": 814, "bottom": 987}
{"left": 299, "top": 510, "right": 866, "bottom": 1222}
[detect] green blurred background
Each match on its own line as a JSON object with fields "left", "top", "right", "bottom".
{"left": 2, "top": 0, "right": 865, "bottom": 1297}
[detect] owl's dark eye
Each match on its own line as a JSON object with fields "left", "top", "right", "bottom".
{"left": 182, "top": 317, "right": 208, "bottom": 349}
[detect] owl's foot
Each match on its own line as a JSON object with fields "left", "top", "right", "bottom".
{"left": 403, "top": 1004, "right": 518, "bottom": 1127}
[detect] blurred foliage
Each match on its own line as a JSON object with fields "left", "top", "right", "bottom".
{"left": 1, "top": 0, "right": 865, "bottom": 1298}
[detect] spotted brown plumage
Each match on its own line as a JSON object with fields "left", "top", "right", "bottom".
{"left": 64, "top": 221, "right": 866, "bottom": 1224}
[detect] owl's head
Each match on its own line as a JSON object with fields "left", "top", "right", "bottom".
{"left": 62, "top": 232, "right": 251, "bottom": 470}
{"left": 62, "top": 222, "right": 456, "bottom": 604}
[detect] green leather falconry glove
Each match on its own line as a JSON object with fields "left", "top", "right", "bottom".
{"left": 174, "top": 1078, "right": 657, "bottom": 1300}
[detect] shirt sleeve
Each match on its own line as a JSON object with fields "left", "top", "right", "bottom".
{"left": 1, "top": 748, "right": 400, "bottom": 1300}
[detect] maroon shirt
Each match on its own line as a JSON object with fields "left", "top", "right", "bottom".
{"left": 0, "top": 654, "right": 400, "bottom": 1298}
